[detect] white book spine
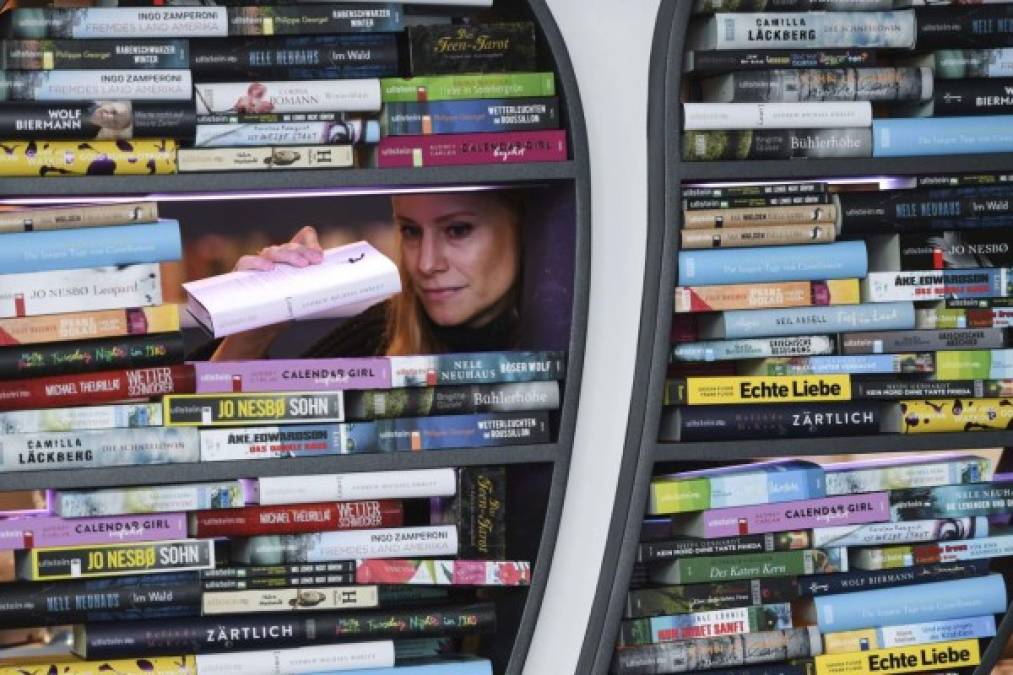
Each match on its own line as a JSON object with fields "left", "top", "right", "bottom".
{"left": 863, "top": 270, "right": 1011, "bottom": 303}
{"left": 201, "top": 585, "right": 379, "bottom": 615}
{"left": 877, "top": 616, "right": 997, "bottom": 648}
{"left": 704, "top": 11, "right": 916, "bottom": 50}
{"left": 673, "top": 336, "right": 835, "bottom": 361}
{"left": 195, "top": 641, "right": 395, "bottom": 675}
{"left": 64, "top": 7, "right": 228, "bottom": 38}
{"left": 811, "top": 517, "right": 988, "bottom": 548}
{"left": 57, "top": 481, "right": 244, "bottom": 517}
{"left": 256, "top": 468, "right": 457, "bottom": 506}
{"left": 0, "top": 264, "right": 162, "bottom": 319}
{"left": 234, "top": 525, "right": 459, "bottom": 563}
{"left": 0, "top": 427, "right": 198, "bottom": 472}
{"left": 0, "top": 403, "right": 162, "bottom": 434}
{"left": 825, "top": 458, "right": 993, "bottom": 495}
{"left": 199, "top": 424, "right": 345, "bottom": 462}
{"left": 683, "top": 102, "right": 873, "bottom": 130}
{"left": 22, "top": 70, "right": 192, "bottom": 101}
{"left": 195, "top": 79, "right": 382, "bottom": 115}
{"left": 932, "top": 534, "right": 1013, "bottom": 562}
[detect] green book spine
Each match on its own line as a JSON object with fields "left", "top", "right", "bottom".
{"left": 649, "top": 478, "right": 710, "bottom": 514}
{"left": 380, "top": 72, "right": 555, "bottom": 102}
{"left": 652, "top": 549, "right": 846, "bottom": 585}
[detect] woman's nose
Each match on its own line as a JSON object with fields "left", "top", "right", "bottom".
{"left": 417, "top": 232, "right": 448, "bottom": 274}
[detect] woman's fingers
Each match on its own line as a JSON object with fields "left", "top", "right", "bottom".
{"left": 235, "top": 254, "right": 275, "bottom": 272}
{"left": 234, "top": 227, "right": 325, "bottom": 272}
{"left": 292, "top": 225, "right": 324, "bottom": 253}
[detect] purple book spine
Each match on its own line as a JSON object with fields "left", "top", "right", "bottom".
{"left": 0, "top": 513, "right": 188, "bottom": 550}
{"left": 701, "top": 492, "right": 890, "bottom": 537}
{"left": 193, "top": 359, "right": 391, "bottom": 393}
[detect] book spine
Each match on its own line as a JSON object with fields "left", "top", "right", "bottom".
{"left": 189, "top": 34, "right": 399, "bottom": 77}
{"left": 661, "top": 401, "right": 883, "bottom": 442}
{"left": 625, "top": 578, "right": 802, "bottom": 619}
{"left": 388, "top": 351, "right": 565, "bottom": 387}
{"left": 344, "top": 381, "right": 560, "bottom": 419}
{"left": 898, "top": 397, "right": 1013, "bottom": 433}
{"left": 700, "top": 68, "right": 931, "bottom": 103}
{"left": 430, "top": 467, "right": 504, "bottom": 559}
{"left": 839, "top": 186, "right": 1013, "bottom": 231}
{"left": 195, "top": 642, "right": 394, "bottom": 675}
{"left": 814, "top": 639, "right": 980, "bottom": 674}
{"left": 201, "top": 573, "right": 355, "bottom": 591}
{"left": 675, "top": 493, "right": 889, "bottom": 537}
{"left": 0, "top": 426, "right": 198, "bottom": 473}
{"left": 636, "top": 532, "right": 811, "bottom": 563}
{"left": 650, "top": 467, "right": 824, "bottom": 514}
{"left": 918, "top": 172, "right": 1013, "bottom": 187}
{"left": 685, "top": 193, "right": 832, "bottom": 209}
{"left": 619, "top": 604, "right": 793, "bottom": 647}
{"left": 57, "top": 481, "right": 245, "bottom": 518}
{"left": 683, "top": 182, "right": 827, "bottom": 198}
{"left": 916, "top": 5, "right": 1013, "bottom": 49}
{"left": 826, "top": 456, "right": 991, "bottom": 495}
{"left": 0, "top": 138, "right": 176, "bottom": 177}
{"left": 889, "top": 480, "right": 1013, "bottom": 518}
{"left": 934, "top": 349, "right": 1013, "bottom": 378}
{"left": 225, "top": 5, "right": 402, "bottom": 36}
{"left": 823, "top": 616, "right": 996, "bottom": 654}
{"left": 930, "top": 78, "right": 1013, "bottom": 116}
{"left": 682, "top": 204, "right": 839, "bottom": 229}
{"left": 932, "top": 48, "right": 1013, "bottom": 78}
{"left": 328, "top": 602, "right": 496, "bottom": 640}
{"left": 862, "top": 269, "right": 1011, "bottom": 302}
{"left": 406, "top": 22, "right": 536, "bottom": 74}
{"left": 677, "top": 241, "right": 867, "bottom": 286}
{"left": 684, "top": 126, "right": 875, "bottom": 159}
{"left": 0, "top": 572, "right": 201, "bottom": 626}
{"left": 0, "top": 657, "right": 195, "bottom": 674}
{"left": 0, "top": 305, "right": 178, "bottom": 346}
{"left": 257, "top": 468, "right": 457, "bottom": 506}
{"left": 0, "top": 402, "right": 162, "bottom": 434}
{"left": 611, "top": 627, "right": 822, "bottom": 675}
{"left": 193, "top": 120, "right": 378, "bottom": 147}
{"left": 685, "top": 48, "right": 877, "bottom": 74}
{"left": 704, "top": 302, "right": 917, "bottom": 339}
{"left": 915, "top": 306, "right": 1013, "bottom": 329}
{"left": 194, "top": 357, "right": 390, "bottom": 392}
{"left": 0, "top": 201, "right": 158, "bottom": 233}
{"left": 201, "top": 561, "right": 356, "bottom": 580}
{"left": 177, "top": 145, "right": 354, "bottom": 172}
{"left": 230, "top": 525, "right": 459, "bottom": 564}
{"left": 0, "top": 332, "right": 183, "bottom": 380}
{"left": 0, "top": 69, "right": 192, "bottom": 101}
{"left": 355, "top": 559, "right": 532, "bottom": 586}
{"left": 683, "top": 102, "right": 872, "bottom": 130}
{"left": 741, "top": 353, "right": 933, "bottom": 376}
{"left": 194, "top": 79, "right": 381, "bottom": 115}
{"left": 198, "top": 423, "right": 350, "bottom": 462}
{"left": 682, "top": 374, "right": 852, "bottom": 405}
{"left": 651, "top": 549, "right": 847, "bottom": 585}
{"left": 165, "top": 392, "right": 344, "bottom": 427}
{"left": 703, "top": 11, "right": 915, "bottom": 49}
{"left": 874, "top": 115, "right": 1013, "bottom": 156}
{"left": 376, "top": 129, "right": 568, "bottom": 168}
{"left": 3, "top": 7, "right": 228, "bottom": 38}
{"left": 810, "top": 517, "right": 988, "bottom": 547}
{"left": 190, "top": 501, "right": 404, "bottom": 537}
{"left": 372, "top": 410, "right": 551, "bottom": 451}
{"left": 25, "top": 539, "right": 215, "bottom": 581}
{"left": 381, "top": 98, "right": 559, "bottom": 136}
{"left": 948, "top": 296, "right": 1013, "bottom": 308}
{"left": 0, "top": 512, "right": 185, "bottom": 551}
{"left": 840, "top": 328, "right": 1007, "bottom": 354}
{"left": 0, "top": 101, "right": 194, "bottom": 140}
{"left": 857, "top": 533, "right": 1013, "bottom": 569}
{"left": 854, "top": 378, "right": 984, "bottom": 398}
{"left": 798, "top": 559, "right": 991, "bottom": 596}
{"left": 1, "top": 38, "right": 188, "bottom": 69}
{"left": 694, "top": 0, "right": 895, "bottom": 11}
{"left": 380, "top": 72, "right": 556, "bottom": 103}
{"left": 680, "top": 224, "right": 837, "bottom": 248}
{"left": 0, "top": 364, "right": 195, "bottom": 412}
{"left": 200, "top": 585, "right": 379, "bottom": 615}
{"left": 673, "top": 336, "right": 836, "bottom": 361}
{"left": 0, "top": 263, "right": 162, "bottom": 318}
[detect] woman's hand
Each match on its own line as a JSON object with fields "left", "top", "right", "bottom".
{"left": 210, "top": 226, "right": 325, "bottom": 361}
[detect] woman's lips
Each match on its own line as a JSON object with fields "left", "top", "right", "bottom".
{"left": 421, "top": 287, "right": 463, "bottom": 301}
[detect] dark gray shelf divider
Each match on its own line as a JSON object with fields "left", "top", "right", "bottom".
{"left": 0, "top": 2, "right": 589, "bottom": 674}
{"left": 579, "top": 1, "right": 1013, "bottom": 673}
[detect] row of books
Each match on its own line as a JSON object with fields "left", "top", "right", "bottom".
{"left": 611, "top": 455, "right": 1010, "bottom": 674}
{"left": 0, "top": 2, "right": 568, "bottom": 173}
{"left": 682, "top": 1, "right": 1013, "bottom": 160}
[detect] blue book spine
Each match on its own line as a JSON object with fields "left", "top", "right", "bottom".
{"left": 0, "top": 219, "right": 180, "bottom": 274}
{"left": 315, "top": 659, "right": 493, "bottom": 675}
{"left": 869, "top": 615, "right": 996, "bottom": 648}
{"left": 382, "top": 98, "right": 560, "bottom": 135}
{"left": 814, "top": 573, "right": 1007, "bottom": 632}
{"left": 874, "top": 115, "right": 1013, "bottom": 156}
{"left": 678, "top": 241, "right": 867, "bottom": 286}
{"left": 708, "top": 302, "right": 916, "bottom": 339}
{"left": 368, "top": 411, "right": 552, "bottom": 452}
{"left": 705, "top": 466, "right": 826, "bottom": 507}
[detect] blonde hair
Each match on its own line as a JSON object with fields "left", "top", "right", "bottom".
{"left": 384, "top": 191, "right": 524, "bottom": 356}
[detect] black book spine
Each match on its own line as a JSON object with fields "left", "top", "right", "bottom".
{"left": 932, "top": 78, "right": 1013, "bottom": 116}
{"left": 899, "top": 230, "right": 1013, "bottom": 269}
{"left": 636, "top": 531, "right": 810, "bottom": 564}
{"left": 683, "top": 129, "right": 872, "bottom": 161}
{"left": 226, "top": 5, "right": 402, "bottom": 37}
{"left": 797, "top": 559, "right": 991, "bottom": 596}
{"left": 331, "top": 602, "right": 496, "bottom": 640}
{"left": 343, "top": 381, "right": 560, "bottom": 420}
{"left": 0, "top": 101, "right": 194, "bottom": 141}
{"left": 201, "top": 573, "right": 355, "bottom": 591}
{"left": 946, "top": 297, "right": 1013, "bottom": 308}
{"left": 406, "top": 22, "right": 537, "bottom": 75}
{"left": 852, "top": 378, "right": 982, "bottom": 399}
{"left": 0, "top": 572, "right": 200, "bottom": 628}
{"left": 890, "top": 481, "right": 1013, "bottom": 520}
{"left": 0, "top": 332, "right": 184, "bottom": 380}
{"left": 838, "top": 186, "right": 1013, "bottom": 232}
{"left": 624, "top": 578, "right": 800, "bottom": 620}
{"left": 682, "top": 182, "right": 827, "bottom": 198}
{"left": 662, "top": 401, "right": 884, "bottom": 442}
{"left": 916, "top": 5, "right": 1013, "bottom": 50}
{"left": 200, "top": 562, "right": 356, "bottom": 579}
{"left": 1, "top": 38, "right": 189, "bottom": 69}
{"left": 918, "top": 174, "right": 1013, "bottom": 188}
{"left": 685, "top": 49, "right": 876, "bottom": 74}
{"left": 431, "top": 466, "right": 506, "bottom": 560}
{"left": 683, "top": 193, "right": 831, "bottom": 210}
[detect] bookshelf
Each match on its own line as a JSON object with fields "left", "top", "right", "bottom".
{"left": 0, "top": 1, "right": 589, "bottom": 673}
{"left": 578, "top": 1, "right": 1013, "bottom": 674}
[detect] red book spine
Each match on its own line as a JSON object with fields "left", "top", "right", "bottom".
{"left": 190, "top": 500, "right": 405, "bottom": 537}
{"left": 376, "top": 130, "right": 568, "bottom": 168}
{"left": 0, "top": 364, "right": 195, "bottom": 411}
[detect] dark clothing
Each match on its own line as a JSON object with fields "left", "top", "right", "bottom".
{"left": 302, "top": 300, "right": 390, "bottom": 358}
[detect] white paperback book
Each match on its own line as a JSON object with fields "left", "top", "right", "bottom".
{"left": 196, "top": 641, "right": 395, "bottom": 675}
{"left": 257, "top": 468, "right": 458, "bottom": 506}
{"left": 683, "top": 102, "right": 873, "bottom": 130}
{"left": 195, "top": 79, "right": 383, "bottom": 115}
{"left": 183, "top": 240, "right": 400, "bottom": 338}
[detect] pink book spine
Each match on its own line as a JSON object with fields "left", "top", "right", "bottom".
{"left": 193, "top": 359, "right": 391, "bottom": 393}
{"left": 376, "top": 130, "right": 568, "bottom": 168}
{"left": 701, "top": 492, "right": 891, "bottom": 538}
{"left": 0, "top": 513, "right": 188, "bottom": 550}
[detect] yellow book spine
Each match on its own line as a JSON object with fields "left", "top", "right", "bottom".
{"left": 675, "top": 279, "right": 860, "bottom": 313}
{"left": 898, "top": 398, "right": 1013, "bottom": 433}
{"left": 815, "top": 638, "right": 980, "bottom": 675}
{"left": 0, "top": 305, "right": 179, "bottom": 346}
{"left": 823, "top": 628, "right": 882, "bottom": 655}
{"left": 0, "top": 656, "right": 195, "bottom": 674}
{"left": 0, "top": 140, "right": 177, "bottom": 177}
{"left": 685, "top": 374, "right": 851, "bottom": 405}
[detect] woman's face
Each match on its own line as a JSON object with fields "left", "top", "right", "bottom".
{"left": 393, "top": 193, "right": 520, "bottom": 329}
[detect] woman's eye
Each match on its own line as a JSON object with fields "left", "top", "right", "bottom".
{"left": 445, "top": 222, "right": 474, "bottom": 239}
{"left": 399, "top": 225, "right": 422, "bottom": 240}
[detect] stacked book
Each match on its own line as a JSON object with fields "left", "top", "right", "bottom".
{"left": 0, "top": 0, "right": 569, "bottom": 175}
{"left": 612, "top": 456, "right": 1010, "bottom": 674}
{"left": 682, "top": 0, "right": 1013, "bottom": 160}
{"left": 662, "top": 174, "right": 1013, "bottom": 440}
{"left": 0, "top": 464, "right": 521, "bottom": 674}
